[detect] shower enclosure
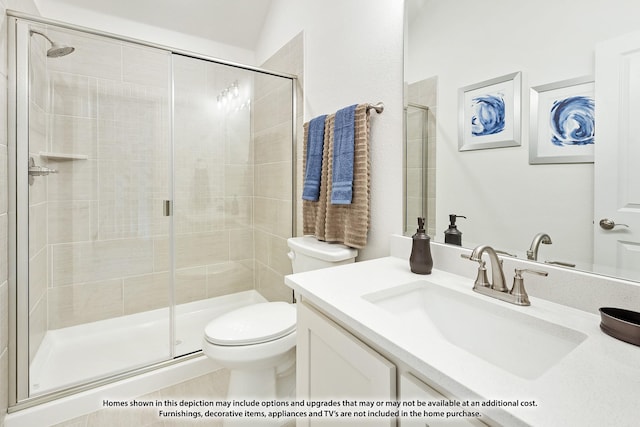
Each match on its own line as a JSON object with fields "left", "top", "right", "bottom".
{"left": 404, "top": 102, "right": 430, "bottom": 235}
{"left": 8, "top": 13, "right": 296, "bottom": 408}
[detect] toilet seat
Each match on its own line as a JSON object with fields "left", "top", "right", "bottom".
{"left": 205, "top": 302, "right": 296, "bottom": 346}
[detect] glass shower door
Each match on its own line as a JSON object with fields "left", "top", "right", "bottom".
{"left": 22, "top": 21, "right": 173, "bottom": 396}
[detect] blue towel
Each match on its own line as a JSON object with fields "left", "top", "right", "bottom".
{"left": 302, "top": 114, "right": 327, "bottom": 201}
{"left": 331, "top": 104, "right": 357, "bottom": 204}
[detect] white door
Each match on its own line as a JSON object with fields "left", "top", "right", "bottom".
{"left": 594, "top": 30, "right": 640, "bottom": 281}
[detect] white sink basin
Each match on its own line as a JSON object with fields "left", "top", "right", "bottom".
{"left": 363, "top": 281, "right": 587, "bottom": 380}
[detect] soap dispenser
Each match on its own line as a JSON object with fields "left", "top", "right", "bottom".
{"left": 444, "top": 214, "right": 466, "bottom": 246}
{"left": 410, "top": 217, "right": 433, "bottom": 275}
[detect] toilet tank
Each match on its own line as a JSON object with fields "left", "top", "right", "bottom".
{"left": 287, "top": 236, "right": 358, "bottom": 273}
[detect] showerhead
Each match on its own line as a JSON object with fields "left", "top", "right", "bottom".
{"left": 46, "top": 42, "right": 75, "bottom": 58}
{"left": 30, "top": 30, "right": 75, "bottom": 58}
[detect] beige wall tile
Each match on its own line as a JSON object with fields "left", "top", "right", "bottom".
{"left": 50, "top": 72, "right": 97, "bottom": 118}
{"left": 28, "top": 247, "right": 47, "bottom": 313}
{"left": 255, "top": 161, "right": 292, "bottom": 200}
{"left": 29, "top": 40, "right": 48, "bottom": 111}
{"left": 46, "top": 159, "right": 98, "bottom": 202}
{"left": 206, "top": 261, "right": 253, "bottom": 298}
{"left": 229, "top": 228, "right": 253, "bottom": 261}
{"left": 268, "top": 235, "right": 293, "bottom": 276}
{"left": 254, "top": 197, "right": 292, "bottom": 238}
{"left": 155, "top": 231, "right": 230, "bottom": 271}
{"left": 224, "top": 164, "right": 253, "bottom": 197}
{"left": 47, "top": 200, "right": 91, "bottom": 244}
{"left": 255, "top": 263, "right": 290, "bottom": 303}
{"left": 28, "top": 202, "right": 47, "bottom": 258}
{"left": 223, "top": 196, "right": 252, "bottom": 229}
{"left": 50, "top": 116, "right": 97, "bottom": 158}
{"left": 51, "top": 238, "right": 154, "bottom": 286}
{"left": 29, "top": 296, "right": 46, "bottom": 363}
{"left": 48, "top": 279, "right": 123, "bottom": 329}
{"left": 47, "top": 28, "right": 122, "bottom": 81}
{"left": 123, "top": 272, "right": 169, "bottom": 315}
{"left": 28, "top": 102, "right": 46, "bottom": 154}
{"left": 254, "top": 122, "right": 292, "bottom": 165}
{"left": 122, "top": 45, "right": 170, "bottom": 89}
{"left": 253, "top": 229, "right": 270, "bottom": 266}
{"left": 175, "top": 266, "right": 207, "bottom": 305}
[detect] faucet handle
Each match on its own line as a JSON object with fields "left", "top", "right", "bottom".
{"left": 509, "top": 268, "right": 549, "bottom": 306}
{"left": 516, "top": 268, "right": 549, "bottom": 278}
{"left": 461, "top": 253, "right": 491, "bottom": 288}
{"left": 460, "top": 253, "right": 480, "bottom": 262}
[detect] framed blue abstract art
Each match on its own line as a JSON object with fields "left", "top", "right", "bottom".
{"left": 458, "top": 72, "right": 521, "bottom": 151}
{"left": 529, "top": 76, "right": 595, "bottom": 164}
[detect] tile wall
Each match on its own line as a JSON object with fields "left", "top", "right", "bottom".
{"left": 254, "top": 32, "right": 303, "bottom": 302}
{"left": 33, "top": 26, "right": 173, "bottom": 333}
{"left": 172, "top": 56, "right": 256, "bottom": 302}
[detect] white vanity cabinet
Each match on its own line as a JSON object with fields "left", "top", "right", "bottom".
{"left": 297, "top": 301, "right": 491, "bottom": 427}
{"left": 296, "top": 301, "right": 396, "bottom": 426}
{"left": 399, "top": 373, "right": 487, "bottom": 427}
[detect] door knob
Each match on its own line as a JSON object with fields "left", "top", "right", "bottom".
{"left": 599, "top": 218, "right": 629, "bottom": 230}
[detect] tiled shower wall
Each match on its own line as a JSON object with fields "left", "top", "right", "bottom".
{"left": 31, "top": 27, "right": 173, "bottom": 337}
{"left": 254, "top": 32, "right": 303, "bottom": 302}
{"left": 29, "top": 26, "right": 298, "bottom": 336}
{"left": 407, "top": 77, "right": 437, "bottom": 237}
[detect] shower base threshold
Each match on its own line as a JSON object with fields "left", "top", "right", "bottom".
{"left": 29, "top": 290, "right": 266, "bottom": 396}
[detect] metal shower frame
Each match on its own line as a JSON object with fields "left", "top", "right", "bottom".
{"left": 7, "top": 10, "right": 298, "bottom": 411}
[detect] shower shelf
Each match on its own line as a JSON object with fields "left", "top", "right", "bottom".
{"left": 39, "top": 152, "right": 88, "bottom": 160}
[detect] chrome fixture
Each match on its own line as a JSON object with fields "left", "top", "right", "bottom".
{"left": 462, "top": 244, "right": 508, "bottom": 292}
{"left": 366, "top": 102, "right": 385, "bottom": 114}
{"left": 527, "top": 232, "right": 552, "bottom": 260}
{"left": 495, "top": 249, "right": 517, "bottom": 257}
{"left": 462, "top": 245, "right": 548, "bottom": 306}
{"left": 28, "top": 156, "right": 57, "bottom": 185}
{"left": 545, "top": 260, "right": 576, "bottom": 268}
{"left": 30, "top": 30, "right": 75, "bottom": 57}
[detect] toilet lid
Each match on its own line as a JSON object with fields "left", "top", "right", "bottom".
{"left": 204, "top": 302, "right": 296, "bottom": 346}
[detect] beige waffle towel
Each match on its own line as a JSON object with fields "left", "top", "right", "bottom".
{"left": 302, "top": 104, "right": 371, "bottom": 248}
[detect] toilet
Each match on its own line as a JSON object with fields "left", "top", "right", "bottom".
{"left": 202, "top": 236, "right": 357, "bottom": 403}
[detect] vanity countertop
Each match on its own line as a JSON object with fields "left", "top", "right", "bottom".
{"left": 285, "top": 256, "right": 640, "bottom": 427}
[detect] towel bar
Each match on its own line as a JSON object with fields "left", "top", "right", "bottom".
{"left": 366, "top": 102, "right": 384, "bottom": 114}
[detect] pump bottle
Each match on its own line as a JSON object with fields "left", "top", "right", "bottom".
{"left": 444, "top": 214, "right": 466, "bottom": 246}
{"left": 410, "top": 217, "right": 433, "bottom": 274}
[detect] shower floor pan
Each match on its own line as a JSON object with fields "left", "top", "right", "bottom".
{"left": 29, "top": 290, "right": 266, "bottom": 396}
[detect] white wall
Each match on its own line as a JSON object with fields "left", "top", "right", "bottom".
{"left": 257, "top": 0, "right": 405, "bottom": 260}
{"left": 32, "top": 0, "right": 254, "bottom": 64}
{"left": 407, "top": 0, "right": 640, "bottom": 266}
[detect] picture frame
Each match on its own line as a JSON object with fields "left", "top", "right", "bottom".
{"left": 529, "top": 76, "right": 595, "bottom": 164}
{"left": 458, "top": 71, "right": 521, "bottom": 151}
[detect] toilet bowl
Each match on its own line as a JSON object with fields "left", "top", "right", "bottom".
{"left": 202, "top": 236, "right": 357, "bottom": 405}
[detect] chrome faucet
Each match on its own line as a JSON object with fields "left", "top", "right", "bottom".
{"left": 463, "top": 244, "right": 508, "bottom": 292}
{"left": 462, "top": 245, "right": 548, "bottom": 306}
{"left": 527, "top": 232, "right": 552, "bottom": 261}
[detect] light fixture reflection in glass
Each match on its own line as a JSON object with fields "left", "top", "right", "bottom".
{"left": 216, "top": 80, "right": 248, "bottom": 114}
